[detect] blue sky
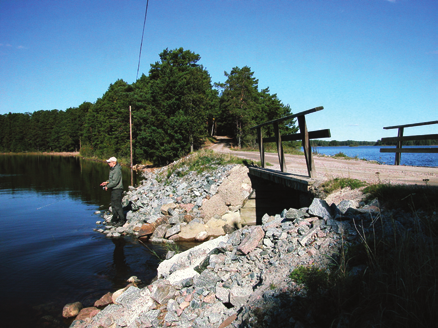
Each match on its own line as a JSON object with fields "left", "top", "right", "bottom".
{"left": 1, "top": 0, "right": 436, "bottom": 141}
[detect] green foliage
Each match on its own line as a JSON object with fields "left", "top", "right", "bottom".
{"left": 1, "top": 48, "right": 297, "bottom": 164}
{"left": 333, "top": 152, "right": 348, "bottom": 158}
{"left": 79, "top": 144, "right": 95, "bottom": 158}
{"left": 287, "top": 208, "right": 438, "bottom": 328}
{"left": 363, "top": 183, "right": 438, "bottom": 214}
{"left": 133, "top": 48, "right": 215, "bottom": 165}
{"left": 164, "top": 149, "right": 257, "bottom": 180}
{"left": 322, "top": 178, "right": 367, "bottom": 193}
{"left": 289, "top": 266, "right": 329, "bottom": 295}
{"left": 215, "top": 66, "right": 297, "bottom": 149}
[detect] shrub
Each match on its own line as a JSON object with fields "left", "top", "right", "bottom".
{"left": 322, "top": 177, "right": 367, "bottom": 193}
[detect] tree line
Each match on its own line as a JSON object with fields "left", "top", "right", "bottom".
{"left": 311, "top": 139, "right": 438, "bottom": 147}
{"left": 0, "top": 48, "right": 296, "bottom": 165}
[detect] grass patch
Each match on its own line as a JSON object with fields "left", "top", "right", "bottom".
{"left": 363, "top": 183, "right": 438, "bottom": 213}
{"left": 321, "top": 177, "right": 367, "bottom": 193}
{"left": 285, "top": 183, "right": 438, "bottom": 327}
{"left": 289, "top": 266, "right": 329, "bottom": 295}
{"left": 289, "top": 218, "right": 438, "bottom": 327}
{"left": 138, "top": 240, "right": 181, "bottom": 262}
{"left": 331, "top": 151, "right": 360, "bottom": 160}
{"left": 164, "top": 149, "right": 262, "bottom": 179}
{"left": 333, "top": 151, "right": 348, "bottom": 158}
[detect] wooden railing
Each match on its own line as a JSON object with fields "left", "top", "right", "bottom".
{"left": 250, "top": 106, "right": 331, "bottom": 178}
{"left": 380, "top": 120, "right": 438, "bottom": 165}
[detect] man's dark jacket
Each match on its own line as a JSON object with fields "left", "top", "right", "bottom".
{"left": 107, "top": 163, "right": 123, "bottom": 190}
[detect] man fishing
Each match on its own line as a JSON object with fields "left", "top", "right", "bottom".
{"left": 100, "top": 157, "right": 125, "bottom": 227}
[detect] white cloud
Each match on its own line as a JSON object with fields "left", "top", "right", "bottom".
{"left": 17, "top": 45, "right": 27, "bottom": 49}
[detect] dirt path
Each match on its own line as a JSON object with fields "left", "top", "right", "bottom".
{"left": 210, "top": 136, "right": 438, "bottom": 186}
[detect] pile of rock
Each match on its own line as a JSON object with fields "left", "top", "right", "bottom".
{"left": 70, "top": 196, "right": 386, "bottom": 328}
{"left": 95, "top": 162, "right": 252, "bottom": 241}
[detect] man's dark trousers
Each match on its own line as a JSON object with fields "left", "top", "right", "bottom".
{"left": 111, "top": 189, "right": 125, "bottom": 224}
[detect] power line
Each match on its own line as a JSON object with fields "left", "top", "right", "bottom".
{"left": 136, "top": 0, "right": 150, "bottom": 81}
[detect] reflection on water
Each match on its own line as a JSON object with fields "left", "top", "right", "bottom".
{"left": 0, "top": 155, "right": 138, "bottom": 205}
{"left": 0, "top": 155, "right": 192, "bottom": 328}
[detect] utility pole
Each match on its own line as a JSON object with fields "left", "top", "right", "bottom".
{"left": 129, "top": 105, "right": 133, "bottom": 186}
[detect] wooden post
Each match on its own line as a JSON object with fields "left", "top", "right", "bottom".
{"left": 298, "top": 115, "right": 315, "bottom": 178}
{"left": 395, "top": 127, "right": 403, "bottom": 165}
{"left": 274, "top": 122, "right": 286, "bottom": 172}
{"left": 257, "top": 127, "right": 265, "bottom": 168}
{"left": 129, "top": 105, "right": 133, "bottom": 186}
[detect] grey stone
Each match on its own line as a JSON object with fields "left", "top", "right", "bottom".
{"left": 165, "top": 224, "right": 181, "bottom": 238}
{"left": 261, "top": 213, "right": 271, "bottom": 224}
{"left": 337, "top": 199, "right": 359, "bottom": 214}
{"left": 168, "top": 215, "right": 180, "bottom": 225}
{"left": 194, "top": 270, "right": 221, "bottom": 288}
{"left": 215, "top": 285, "right": 230, "bottom": 303}
{"left": 164, "top": 310, "right": 178, "bottom": 323}
{"left": 308, "top": 198, "right": 333, "bottom": 221}
{"left": 263, "top": 238, "right": 274, "bottom": 247}
{"left": 150, "top": 281, "right": 177, "bottom": 304}
{"left": 285, "top": 208, "right": 306, "bottom": 220}
{"left": 229, "top": 286, "right": 253, "bottom": 307}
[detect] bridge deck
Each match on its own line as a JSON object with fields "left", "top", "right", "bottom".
{"left": 248, "top": 167, "right": 315, "bottom": 192}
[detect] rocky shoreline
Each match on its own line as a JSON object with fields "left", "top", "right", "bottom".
{"left": 95, "top": 160, "right": 252, "bottom": 242}
{"left": 65, "top": 156, "right": 428, "bottom": 327}
{"left": 68, "top": 193, "right": 391, "bottom": 328}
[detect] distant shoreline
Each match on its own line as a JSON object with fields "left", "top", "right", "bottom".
{"left": 0, "top": 151, "right": 80, "bottom": 157}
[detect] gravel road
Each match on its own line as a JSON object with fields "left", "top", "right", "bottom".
{"left": 210, "top": 137, "right": 438, "bottom": 186}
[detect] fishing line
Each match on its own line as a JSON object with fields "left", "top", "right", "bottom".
{"left": 36, "top": 200, "right": 63, "bottom": 210}
{"left": 136, "top": 0, "right": 150, "bottom": 81}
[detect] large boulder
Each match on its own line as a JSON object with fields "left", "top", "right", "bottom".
{"left": 206, "top": 218, "right": 227, "bottom": 237}
{"left": 222, "top": 211, "right": 242, "bottom": 229}
{"left": 217, "top": 166, "right": 251, "bottom": 206}
{"left": 178, "top": 221, "right": 208, "bottom": 241}
{"left": 157, "top": 235, "right": 229, "bottom": 284}
{"left": 200, "top": 166, "right": 252, "bottom": 221}
{"left": 237, "top": 226, "right": 265, "bottom": 255}
{"left": 62, "top": 302, "right": 83, "bottom": 318}
{"left": 200, "top": 194, "right": 229, "bottom": 221}
{"left": 75, "top": 307, "right": 100, "bottom": 321}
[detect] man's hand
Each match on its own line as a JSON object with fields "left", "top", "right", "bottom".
{"left": 100, "top": 181, "right": 108, "bottom": 186}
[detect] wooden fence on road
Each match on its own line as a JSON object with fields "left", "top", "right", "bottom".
{"left": 250, "top": 106, "right": 331, "bottom": 178}
{"left": 380, "top": 120, "right": 438, "bottom": 165}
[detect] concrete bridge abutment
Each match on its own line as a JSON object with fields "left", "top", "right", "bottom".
{"left": 240, "top": 167, "right": 316, "bottom": 225}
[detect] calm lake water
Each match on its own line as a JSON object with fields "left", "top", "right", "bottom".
{"left": 309, "top": 145, "right": 438, "bottom": 167}
{"left": 0, "top": 155, "right": 193, "bottom": 328}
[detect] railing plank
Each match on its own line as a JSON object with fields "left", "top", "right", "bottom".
{"left": 274, "top": 122, "right": 286, "bottom": 172}
{"left": 383, "top": 120, "right": 438, "bottom": 130}
{"left": 380, "top": 148, "right": 438, "bottom": 153}
{"left": 298, "top": 115, "right": 315, "bottom": 178}
{"left": 250, "top": 106, "right": 329, "bottom": 178}
{"left": 381, "top": 120, "right": 437, "bottom": 165}
{"left": 381, "top": 133, "right": 438, "bottom": 143}
{"left": 257, "top": 129, "right": 331, "bottom": 144}
{"left": 257, "top": 127, "right": 264, "bottom": 168}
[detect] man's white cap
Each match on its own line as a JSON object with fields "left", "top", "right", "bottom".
{"left": 106, "top": 157, "right": 117, "bottom": 163}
